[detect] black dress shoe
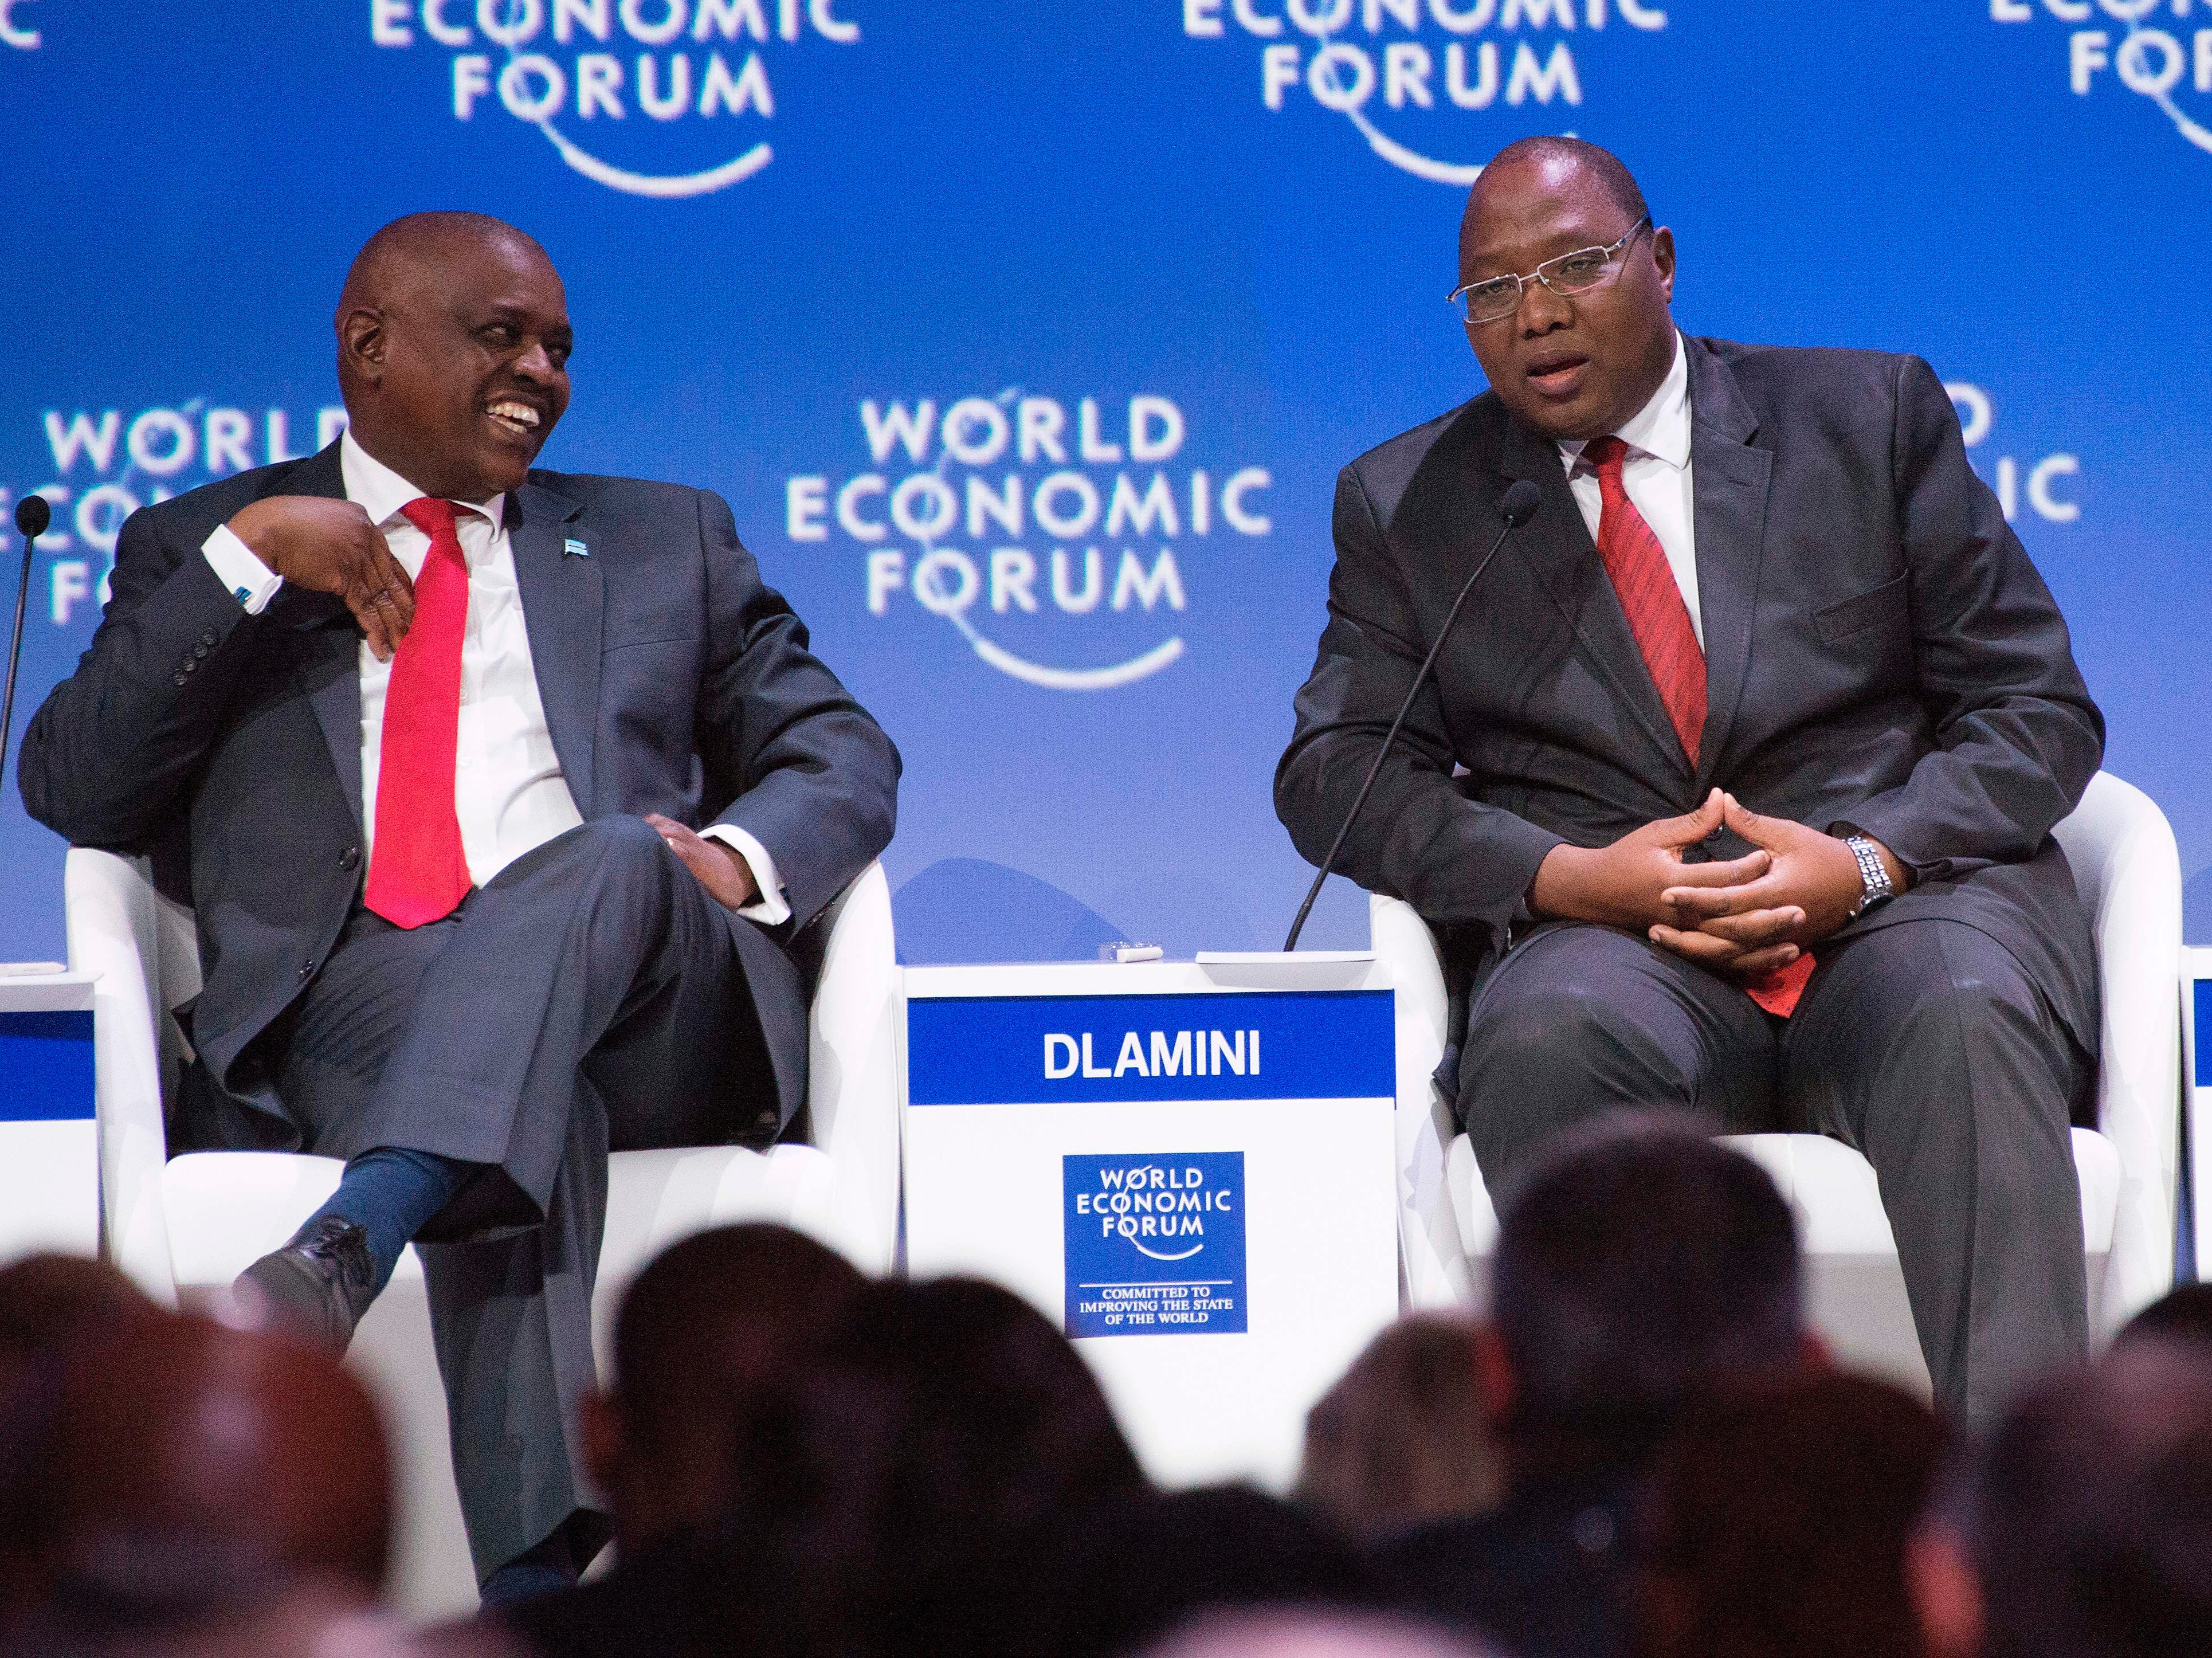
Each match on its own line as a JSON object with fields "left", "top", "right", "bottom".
{"left": 235, "top": 1215, "right": 378, "bottom": 1353}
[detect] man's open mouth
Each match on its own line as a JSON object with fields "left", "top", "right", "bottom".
{"left": 486, "top": 399, "right": 543, "bottom": 438}
{"left": 1525, "top": 353, "right": 1590, "bottom": 394}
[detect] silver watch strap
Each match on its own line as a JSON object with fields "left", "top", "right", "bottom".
{"left": 1844, "top": 834, "right": 1893, "bottom": 916}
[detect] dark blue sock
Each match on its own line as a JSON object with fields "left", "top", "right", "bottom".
{"left": 479, "top": 1524, "right": 579, "bottom": 1607}
{"left": 308, "top": 1145, "right": 473, "bottom": 1295}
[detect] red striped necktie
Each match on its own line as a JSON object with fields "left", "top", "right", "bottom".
{"left": 1583, "top": 437, "right": 1813, "bottom": 1017}
{"left": 362, "top": 497, "right": 473, "bottom": 929}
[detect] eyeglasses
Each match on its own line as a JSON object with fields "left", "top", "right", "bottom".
{"left": 1448, "top": 216, "right": 1652, "bottom": 326}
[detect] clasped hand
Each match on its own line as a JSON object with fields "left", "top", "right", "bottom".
{"left": 1529, "top": 790, "right": 1875, "bottom": 982}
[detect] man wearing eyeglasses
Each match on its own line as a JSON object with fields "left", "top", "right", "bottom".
{"left": 1276, "top": 138, "right": 2102, "bottom": 1426}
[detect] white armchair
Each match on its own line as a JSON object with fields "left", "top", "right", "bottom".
{"left": 65, "top": 846, "right": 902, "bottom": 1617}
{"left": 1378, "top": 771, "right": 2184, "bottom": 1386}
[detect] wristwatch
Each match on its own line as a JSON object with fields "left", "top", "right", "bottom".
{"left": 1843, "top": 834, "right": 1896, "bottom": 918}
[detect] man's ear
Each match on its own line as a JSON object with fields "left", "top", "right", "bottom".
{"left": 1650, "top": 224, "right": 1676, "bottom": 302}
{"left": 1906, "top": 1523, "right": 1985, "bottom": 1658}
{"left": 338, "top": 305, "right": 387, "bottom": 385}
{"left": 1473, "top": 1320, "right": 1517, "bottom": 1430}
{"left": 579, "top": 1389, "right": 623, "bottom": 1495}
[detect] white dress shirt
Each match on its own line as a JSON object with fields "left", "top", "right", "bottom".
{"left": 1555, "top": 331, "right": 1702, "bottom": 649}
{"left": 200, "top": 434, "right": 788, "bottom": 922}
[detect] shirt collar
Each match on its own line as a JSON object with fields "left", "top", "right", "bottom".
{"left": 1556, "top": 330, "right": 1691, "bottom": 475}
{"left": 339, "top": 430, "right": 504, "bottom": 530}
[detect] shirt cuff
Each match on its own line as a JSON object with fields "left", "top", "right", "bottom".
{"left": 697, "top": 825, "right": 791, "bottom": 926}
{"left": 202, "top": 524, "right": 283, "bottom": 614}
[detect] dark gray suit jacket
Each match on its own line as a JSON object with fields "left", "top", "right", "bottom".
{"left": 1276, "top": 336, "right": 2102, "bottom": 1056}
{"left": 21, "top": 441, "right": 899, "bottom": 1143}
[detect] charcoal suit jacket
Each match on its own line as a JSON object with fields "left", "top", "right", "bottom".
{"left": 1275, "top": 335, "right": 2103, "bottom": 1060}
{"left": 21, "top": 441, "right": 899, "bottom": 1148}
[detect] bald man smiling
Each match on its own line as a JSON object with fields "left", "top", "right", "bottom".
{"left": 21, "top": 213, "right": 899, "bottom": 1600}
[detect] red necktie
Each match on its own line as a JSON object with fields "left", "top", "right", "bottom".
{"left": 1583, "top": 437, "right": 1814, "bottom": 1017}
{"left": 1583, "top": 436, "right": 1705, "bottom": 767}
{"left": 363, "top": 497, "right": 473, "bottom": 929}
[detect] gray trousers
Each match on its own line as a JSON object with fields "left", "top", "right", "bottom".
{"left": 1458, "top": 916, "right": 2092, "bottom": 1425}
{"left": 270, "top": 815, "right": 775, "bottom": 1581}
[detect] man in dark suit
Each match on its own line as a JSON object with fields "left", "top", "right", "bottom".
{"left": 1276, "top": 139, "right": 2101, "bottom": 1424}
{"left": 19, "top": 213, "right": 899, "bottom": 1597}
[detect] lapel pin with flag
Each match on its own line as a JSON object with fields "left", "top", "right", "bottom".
{"left": 563, "top": 538, "right": 589, "bottom": 558}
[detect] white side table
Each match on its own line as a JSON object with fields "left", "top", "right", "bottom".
{"left": 0, "top": 969, "right": 99, "bottom": 1260}
{"left": 901, "top": 953, "right": 1399, "bottom": 1489}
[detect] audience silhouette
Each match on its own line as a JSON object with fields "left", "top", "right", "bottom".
{"left": 7, "top": 1119, "right": 2211, "bottom": 1658}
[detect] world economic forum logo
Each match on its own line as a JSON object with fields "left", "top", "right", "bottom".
{"left": 1, "top": 0, "right": 40, "bottom": 50}
{"left": 1064, "top": 1152, "right": 1247, "bottom": 1337}
{"left": 1180, "top": 0, "right": 1668, "bottom": 185}
{"left": 785, "top": 390, "right": 1272, "bottom": 692}
{"left": 1991, "top": 2, "right": 2212, "bottom": 156}
{"left": 366, "top": 0, "right": 861, "bottom": 198}
{"left": 6, "top": 399, "right": 348, "bottom": 629}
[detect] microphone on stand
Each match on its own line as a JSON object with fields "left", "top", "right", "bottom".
{"left": 0, "top": 495, "right": 52, "bottom": 799}
{"left": 1282, "top": 477, "right": 1543, "bottom": 951}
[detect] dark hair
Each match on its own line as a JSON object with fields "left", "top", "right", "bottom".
{"left": 2113, "top": 1281, "right": 2212, "bottom": 1352}
{"left": 1968, "top": 1344, "right": 2212, "bottom": 1658}
{"left": 611, "top": 1222, "right": 865, "bottom": 1453}
{"left": 1034, "top": 1485, "right": 1382, "bottom": 1658}
{"left": 715, "top": 1276, "right": 1148, "bottom": 1657}
{"left": 1490, "top": 1115, "right": 1801, "bottom": 1451}
{"left": 0, "top": 1255, "right": 150, "bottom": 1382}
{"left": 1635, "top": 1371, "right": 1947, "bottom": 1658}
{"left": 1296, "top": 1314, "right": 1497, "bottom": 1541}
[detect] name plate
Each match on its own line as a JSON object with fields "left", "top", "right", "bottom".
{"left": 907, "top": 990, "right": 1393, "bottom": 1104}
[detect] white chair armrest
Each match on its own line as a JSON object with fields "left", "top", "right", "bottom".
{"left": 63, "top": 848, "right": 178, "bottom": 1302}
{"left": 2052, "top": 771, "right": 2183, "bottom": 1327}
{"left": 1369, "top": 891, "right": 1474, "bottom": 1308}
{"left": 806, "top": 861, "right": 900, "bottom": 1275}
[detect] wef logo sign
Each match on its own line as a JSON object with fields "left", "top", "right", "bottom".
{"left": 1180, "top": 0, "right": 1668, "bottom": 186}
{"left": 786, "top": 389, "right": 1273, "bottom": 693}
{"left": 1991, "top": 2, "right": 2212, "bottom": 157}
{"left": 367, "top": 0, "right": 862, "bottom": 198}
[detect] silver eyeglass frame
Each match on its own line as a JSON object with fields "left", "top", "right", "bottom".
{"left": 1448, "top": 215, "right": 1653, "bottom": 326}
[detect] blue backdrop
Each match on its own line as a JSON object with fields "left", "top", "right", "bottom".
{"left": 5, "top": 1, "right": 2209, "bottom": 963}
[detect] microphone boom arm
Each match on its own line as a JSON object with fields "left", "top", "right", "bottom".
{"left": 1281, "top": 478, "right": 1542, "bottom": 952}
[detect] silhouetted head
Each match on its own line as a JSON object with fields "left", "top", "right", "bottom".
{"left": 2113, "top": 1280, "right": 2212, "bottom": 1353}
{"left": 1036, "top": 1485, "right": 1383, "bottom": 1658}
{"left": 1457, "top": 136, "right": 1676, "bottom": 443}
{"left": 1485, "top": 1115, "right": 1806, "bottom": 1476}
{"left": 0, "top": 1311, "right": 391, "bottom": 1640}
{"left": 1923, "top": 1343, "right": 2212, "bottom": 1658}
{"left": 585, "top": 1224, "right": 867, "bottom": 1554}
{"left": 1636, "top": 1371, "right": 1947, "bottom": 1658}
{"left": 1296, "top": 1314, "right": 1498, "bottom": 1541}
{"left": 0, "top": 1253, "right": 154, "bottom": 1400}
{"left": 335, "top": 211, "right": 571, "bottom": 502}
{"left": 724, "top": 1275, "right": 1147, "bottom": 1657}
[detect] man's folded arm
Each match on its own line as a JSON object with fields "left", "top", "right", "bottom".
{"left": 691, "top": 487, "right": 900, "bottom": 934}
{"left": 18, "top": 508, "right": 264, "bottom": 850}
{"left": 1273, "top": 465, "right": 1563, "bottom": 939}
{"left": 1837, "top": 355, "right": 2104, "bottom": 880}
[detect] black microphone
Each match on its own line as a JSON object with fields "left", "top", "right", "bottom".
{"left": 0, "top": 495, "right": 53, "bottom": 800}
{"left": 1282, "top": 476, "right": 1543, "bottom": 951}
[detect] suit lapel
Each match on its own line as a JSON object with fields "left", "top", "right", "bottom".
{"left": 1492, "top": 416, "right": 1692, "bottom": 785}
{"left": 508, "top": 480, "right": 601, "bottom": 816}
{"left": 276, "top": 445, "right": 370, "bottom": 832}
{"left": 1684, "top": 340, "right": 1772, "bottom": 795}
